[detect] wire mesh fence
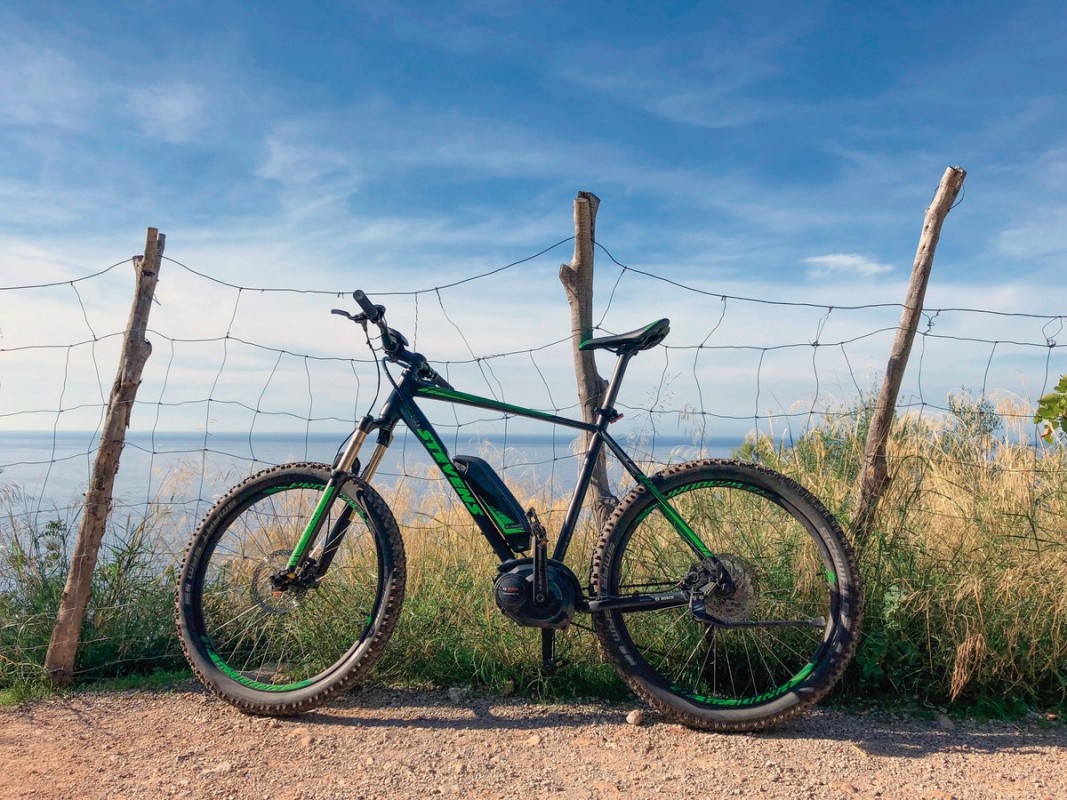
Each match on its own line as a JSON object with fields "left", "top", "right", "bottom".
{"left": 2, "top": 232, "right": 1065, "bottom": 695}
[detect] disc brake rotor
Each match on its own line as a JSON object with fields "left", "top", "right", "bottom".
{"left": 700, "top": 554, "right": 759, "bottom": 623}
{"left": 251, "top": 549, "right": 302, "bottom": 615}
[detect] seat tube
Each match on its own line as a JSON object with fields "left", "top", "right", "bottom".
{"left": 551, "top": 352, "right": 633, "bottom": 562}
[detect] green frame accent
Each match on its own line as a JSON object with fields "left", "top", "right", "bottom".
{"left": 637, "top": 476, "right": 715, "bottom": 559}
{"left": 415, "top": 385, "right": 595, "bottom": 430}
{"left": 203, "top": 637, "right": 316, "bottom": 692}
{"left": 287, "top": 484, "right": 337, "bottom": 568}
{"left": 677, "top": 661, "right": 816, "bottom": 706}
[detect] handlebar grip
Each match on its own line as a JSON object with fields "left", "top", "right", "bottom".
{"left": 353, "top": 290, "right": 382, "bottom": 322}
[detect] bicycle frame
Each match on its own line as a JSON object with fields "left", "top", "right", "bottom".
{"left": 286, "top": 348, "right": 715, "bottom": 593}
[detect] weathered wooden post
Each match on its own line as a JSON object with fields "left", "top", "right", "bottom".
{"left": 851, "top": 167, "right": 966, "bottom": 544}
{"left": 559, "top": 191, "right": 618, "bottom": 529}
{"left": 44, "top": 228, "right": 164, "bottom": 684}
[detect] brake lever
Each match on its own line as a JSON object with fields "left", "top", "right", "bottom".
{"left": 331, "top": 308, "right": 369, "bottom": 324}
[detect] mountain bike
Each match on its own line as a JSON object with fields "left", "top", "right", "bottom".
{"left": 175, "top": 290, "right": 861, "bottom": 731}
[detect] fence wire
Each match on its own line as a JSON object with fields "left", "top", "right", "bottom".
{"left": 2, "top": 236, "right": 1065, "bottom": 680}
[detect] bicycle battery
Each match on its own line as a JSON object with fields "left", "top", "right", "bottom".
{"left": 453, "top": 455, "right": 531, "bottom": 552}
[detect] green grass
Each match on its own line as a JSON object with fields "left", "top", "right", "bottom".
{"left": 736, "top": 394, "right": 1067, "bottom": 713}
{"left": 0, "top": 487, "right": 187, "bottom": 694}
{"left": 2, "top": 395, "right": 1065, "bottom": 717}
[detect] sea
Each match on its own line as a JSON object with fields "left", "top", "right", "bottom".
{"left": 1, "top": 429, "right": 744, "bottom": 529}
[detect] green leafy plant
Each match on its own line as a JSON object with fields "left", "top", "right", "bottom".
{"left": 1035, "top": 376, "right": 1067, "bottom": 442}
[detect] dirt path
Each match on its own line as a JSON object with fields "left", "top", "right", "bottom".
{"left": 1, "top": 684, "right": 1063, "bottom": 800}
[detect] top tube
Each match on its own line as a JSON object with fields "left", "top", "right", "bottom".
{"left": 413, "top": 385, "right": 597, "bottom": 432}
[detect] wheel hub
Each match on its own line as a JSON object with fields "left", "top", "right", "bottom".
{"left": 685, "top": 555, "right": 759, "bottom": 624}
{"left": 703, "top": 554, "right": 758, "bottom": 623}
{"left": 252, "top": 550, "right": 305, "bottom": 615}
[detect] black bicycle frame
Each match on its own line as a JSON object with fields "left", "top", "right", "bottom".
{"left": 287, "top": 349, "right": 715, "bottom": 592}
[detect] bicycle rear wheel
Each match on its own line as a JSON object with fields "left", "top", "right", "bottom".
{"left": 591, "top": 459, "right": 860, "bottom": 731}
{"left": 176, "top": 462, "right": 405, "bottom": 715}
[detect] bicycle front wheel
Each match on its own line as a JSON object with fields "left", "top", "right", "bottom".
{"left": 176, "top": 462, "right": 405, "bottom": 715}
{"left": 591, "top": 459, "right": 860, "bottom": 731}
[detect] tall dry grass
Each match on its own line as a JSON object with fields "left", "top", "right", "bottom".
{"left": 743, "top": 394, "right": 1067, "bottom": 711}
{"left": 2, "top": 398, "right": 1065, "bottom": 712}
{"left": 371, "top": 461, "right": 621, "bottom": 698}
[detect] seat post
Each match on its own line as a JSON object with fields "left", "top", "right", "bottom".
{"left": 596, "top": 351, "right": 634, "bottom": 427}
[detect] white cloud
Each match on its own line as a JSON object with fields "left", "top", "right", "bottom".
{"left": 803, "top": 253, "right": 894, "bottom": 280}
{"left": 257, "top": 131, "right": 352, "bottom": 185}
{"left": 127, "top": 83, "right": 208, "bottom": 143}
{"left": 995, "top": 207, "right": 1067, "bottom": 262}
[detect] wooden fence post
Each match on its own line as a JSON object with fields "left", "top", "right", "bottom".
{"left": 559, "top": 191, "right": 618, "bottom": 529}
{"left": 851, "top": 167, "right": 966, "bottom": 544}
{"left": 44, "top": 228, "right": 165, "bottom": 684}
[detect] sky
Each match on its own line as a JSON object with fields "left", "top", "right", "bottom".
{"left": 1, "top": 1, "right": 1066, "bottom": 448}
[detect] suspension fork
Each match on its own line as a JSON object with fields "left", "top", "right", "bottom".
{"left": 295, "top": 382, "right": 409, "bottom": 579}
{"left": 281, "top": 417, "right": 377, "bottom": 575}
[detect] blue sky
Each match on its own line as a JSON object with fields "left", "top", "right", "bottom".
{"left": 2, "top": 2, "right": 1066, "bottom": 443}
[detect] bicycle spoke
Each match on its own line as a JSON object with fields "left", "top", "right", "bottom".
{"left": 593, "top": 460, "right": 859, "bottom": 729}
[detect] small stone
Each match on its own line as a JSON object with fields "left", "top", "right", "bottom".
{"left": 935, "top": 712, "right": 955, "bottom": 730}
{"left": 454, "top": 763, "right": 467, "bottom": 775}
{"left": 626, "top": 710, "right": 645, "bottom": 726}
{"left": 447, "top": 687, "right": 469, "bottom": 703}
{"left": 526, "top": 734, "right": 542, "bottom": 746}
{"left": 289, "top": 726, "right": 314, "bottom": 749}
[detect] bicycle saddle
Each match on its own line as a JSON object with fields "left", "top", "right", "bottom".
{"left": 578, "top": 318, "right": 670, "bottom": 354}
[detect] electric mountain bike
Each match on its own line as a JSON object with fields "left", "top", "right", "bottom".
{"left": 175, "top": 290, "right": 861, "bottom": 731}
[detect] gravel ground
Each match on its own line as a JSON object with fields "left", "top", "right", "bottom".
{"left": 1, "top": 683, "right": 1063, "bottom": 800}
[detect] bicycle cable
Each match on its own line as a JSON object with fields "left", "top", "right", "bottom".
{"left": 362, "top": 323, "right": 385, "bottom": 415}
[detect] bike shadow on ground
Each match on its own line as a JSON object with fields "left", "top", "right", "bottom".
{"left": 295, "top": 688, "right": 1066, "bottom": 759}
{"left": 300, "top": 688, "right": 618, "bottom": 733}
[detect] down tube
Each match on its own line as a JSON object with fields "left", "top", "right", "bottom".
{"left": 394, "top": 393, "right": 516, "bottom": 562}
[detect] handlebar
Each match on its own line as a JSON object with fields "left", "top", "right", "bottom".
{"left": 352, "top": 289, "right": 398, "bottom": 353}
{"left": 353, "top": 290, "right": 383, "bottom": 323}
{"left": 340, "top": 289, "right": 453, "bottom": 390}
